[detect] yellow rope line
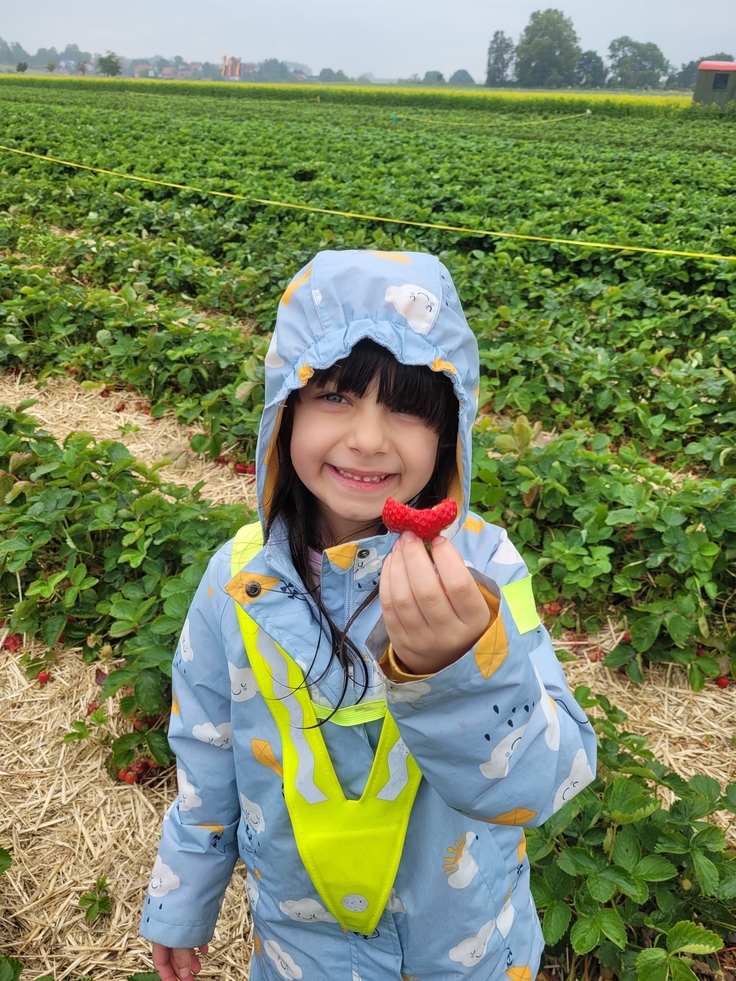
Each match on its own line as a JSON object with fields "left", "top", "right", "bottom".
{"left": 0, "top": 142, "right": 733, "bottom": 262}
{"left": 395, "top": 110, "right": 592, "bottom": 128}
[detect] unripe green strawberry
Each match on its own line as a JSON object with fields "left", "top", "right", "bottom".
{"left": 382, "top": 497, "right": 458, "bottom": 541}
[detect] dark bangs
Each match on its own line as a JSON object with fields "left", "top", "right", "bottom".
{"left": 311, "top": 338, "right": 457, "bottom": 438}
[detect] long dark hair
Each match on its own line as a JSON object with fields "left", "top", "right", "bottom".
{"left": 264, "top": 339, "right": 459, "bottom": 707}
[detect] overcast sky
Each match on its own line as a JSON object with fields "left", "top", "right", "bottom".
{"left": 3, "top": 1, "right": 734, "bottom": 79}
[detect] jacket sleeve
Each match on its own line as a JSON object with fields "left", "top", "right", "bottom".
{"left": 140, "top": 546, "right": 241, "bottom": 948}
{"left": 372, "top": 524, "right": 597, "bottom": 828}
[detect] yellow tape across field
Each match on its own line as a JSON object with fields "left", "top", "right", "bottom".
{"left": 395, "top": 110, "right": 592, "bottom": 128}
{"left": 0, "top": 142, "right": 733, "bottom": 263}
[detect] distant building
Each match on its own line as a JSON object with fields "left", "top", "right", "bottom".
{"left": 693, "top": 61, "right": 736, "bottom": 108}
{"left": 160, "top": 66, "right": 175, "bottom": 79}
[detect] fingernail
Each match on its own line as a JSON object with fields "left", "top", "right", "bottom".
{"left": 403, "top": 531, "right": 417, "bottom": 544}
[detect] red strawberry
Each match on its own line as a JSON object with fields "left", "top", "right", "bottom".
{"left": 234, "top": 463, "right": 249, "bottom": 474}
{"left": 117, "top": 769, "right": 129, "bottom": 781}
{"left": 87, "top": 701, "right": 100, "bottom": 715}
{"left": 623, "top": 631, "right": 631, "bottom": 643}
{"left": 716, "top": 676, "right": 730, "bottom": 689}
{"left": 382, "top": 497, "right": 458, "bottom": 541}
{"left": 547, "top": 602, "right": 561, "bottom": 615}
{"left": 37, "top": 670, "right": 50, "bottom": 684}
{"left": 4, "top": 634, "right": 22, "bottom": 652}
{"left": 114, "top": 403, "right": 126, "bottom": 412}
{"left": 124, "top": 771, "right": 138, "bottom": 784}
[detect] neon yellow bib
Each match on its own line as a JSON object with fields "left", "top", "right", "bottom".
{"left": 230, "top": 522, "right": 422, "bottom": 933}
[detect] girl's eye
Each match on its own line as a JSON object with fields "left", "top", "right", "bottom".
{"left": 320, "top": 392, "right": 348, "bottom": 404}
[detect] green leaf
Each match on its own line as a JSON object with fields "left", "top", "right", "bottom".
{"left": 570, "top": 915, "right": 601, "bottom": 954}
{"left": 669, "top": 958, "right": 699, "bottom": 981}
{"left": 587, "top": 873, "right": 617, "bottom": 903}
{"left": 0, "top": 847, "right": 11, "bottom": 875}
{"left": 687, "top": 775, "right": 721, "bottom": 804}
{"left": 127, "top": 973, "right": 161, "bottom": 981}
{"left": 598, "top": 866, "right": 649, "bottom": 903}
{"left": 665, "top": 613, "right": 692, "bottom": 647}
{"left": 146, "top": 729, "right": 172, "bottom": 766}
{"left": 556, "top": 847, "right": 600, "bottom": 876}
{"left": 134, "top": 669, "right": 169, "bottom": 715}
{"left": 634, "top": 856, "right": 678, "bottom": 882}
{"left": 596, "top": 907, "right": 627, "bottom": 949}
{"left": 692, "top": 851, "right": 720, "bottom": 895}
{"left": 0, "top": 960, "right": 23, "bottom": 981}
{"left": 41, "top": 612, "right": 67, "bottom": 648}
{"left": 612, "top": 828, "right": 642, "bottom": 872}
{"left": 630, "top": 615, "right": 662, "bottom": 652}
{"left": 542, "top": 900, "right": 571, "bottom": 944}
{"left": 636, "top": 948, "right": 669, "bottom": 981}
{"left": 666, "top": 920, "right": 724, "bottom": 955}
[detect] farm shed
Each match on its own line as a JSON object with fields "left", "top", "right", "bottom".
{"left": 693, "top": 60, "right": 736, "bottom": 108}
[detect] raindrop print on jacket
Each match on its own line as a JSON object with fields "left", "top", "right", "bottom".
{"left": 140, "top": 250, "right": 597, "bottom": 981}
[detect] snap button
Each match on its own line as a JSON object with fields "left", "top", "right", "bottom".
{"left": 245, "top": 581, "right": 262, "bottom": 598}
{"left": 357, "top": 549, "right": 370, "bottom": 559}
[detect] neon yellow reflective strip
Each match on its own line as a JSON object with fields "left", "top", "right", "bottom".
{"left": 501, "top": 575, "right": 541, "bottom": 634}
{"left": 231, "top": 520, "right": 263, "bottom": 571}
{"left": 229, "top": 524, "right": 421, "bottom": 934}
{"left": 311, "top": 699, "right": 387, "bottom": 725}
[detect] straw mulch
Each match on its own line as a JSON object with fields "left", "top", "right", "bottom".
{"left": 0, "top": 641, "right": 253, "bottom": 981}
{"left": 0, "top": 373, "right": 257, "bottom": 510}
{"left": 1, "top": 372, "right": 735, "bottom": 979}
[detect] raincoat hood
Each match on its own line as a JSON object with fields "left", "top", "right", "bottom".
{"left": 256, "top": 250, "right": 480, "bottom": 535}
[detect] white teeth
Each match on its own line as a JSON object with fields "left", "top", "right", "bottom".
{"left": 335, "top": 467, "right": 388, "bottom": 483}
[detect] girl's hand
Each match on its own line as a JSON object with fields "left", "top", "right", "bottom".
{"left": 152, "top": 942, "right": 209, "bottom": 981}
{"left": 380, "top": 531, "right": 490, "bottom": 675}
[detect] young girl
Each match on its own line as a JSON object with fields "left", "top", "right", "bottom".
{"left": 141, "top": 250, "right": 596, "bottom": 981}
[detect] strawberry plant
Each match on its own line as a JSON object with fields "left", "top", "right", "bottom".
{"left": 0, "top": 401, "right": 251, "bottom": 770}
{"left": 529, "top": 688, "right": 736, "bottom": 981}
{"left": 78, "top": 876, "right": 112, "bottom": 922}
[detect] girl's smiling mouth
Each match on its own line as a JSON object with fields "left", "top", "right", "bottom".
{"left": 327, "top": 464, "right": 396, "bottom": 489}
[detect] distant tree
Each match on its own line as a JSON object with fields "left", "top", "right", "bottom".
{"left": 575, "top": 50, "right": 607, "bottom": 87}
{"left": 667, "top": 52, "right": 734, "bottom": 89}
{"left": 258, "top": 58, "right": 291, "bottom": 81}
{"left": 45, "top": 61, "right": 57, "bottom": 73}
{"left": 319, "top": 67, "right": 336, "bottom": 82}
{"left": 486, "top": 31, "right": 515, "bottom": 86}
{"left": 449, "top": 69, "right": 475, "bottom": 85}
{"left": 96, "top": 51, "right": 122, "bottom": 77}
{"left": 423, "top": 70, "right": 445, "bottom": 84}
{"left": 16, "top": 61, "right": 28, "bottom": 73}
{"left": 76, "top": 61, "right": 88, "bottom": 75}
{"left": 59, "top": 43, "right": 91, "bottom": 64}
{"left": 608, "top": 36, "right": 670, "bottom": 88}
{"left": 515, "top": 9, "right": 581, "bottom": 87}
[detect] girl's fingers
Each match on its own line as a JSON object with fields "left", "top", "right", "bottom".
{"left": 381, "top": 537, "right": 432, "bottom": 635}
{"left": 387, "top": 533, "right": 456, "bottom": 631}
{"left": 430, "top": 537, "right": 491, "bottom": 627}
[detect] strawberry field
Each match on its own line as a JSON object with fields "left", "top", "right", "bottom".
{"left": 0, "top": 79, "right": 735, "bottom": 981}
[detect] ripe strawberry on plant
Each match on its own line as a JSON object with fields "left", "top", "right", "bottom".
{"left": 382, "top": 497, "right": 458, "bottom": 542}
{"left": 37, "top": 670, "right": 50, "bottom": 684}
{"left": 4, "top": 634, "right": 23, "bottom": 652}
{"left": 716, "top": 676, "right": 730, "bottom": 689}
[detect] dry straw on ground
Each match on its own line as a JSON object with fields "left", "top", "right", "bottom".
{"left": 1, "top": 372, "right": 735, "bottom": 979}
{"left": 0, "top": 373, "right": 257, "bottom": 510}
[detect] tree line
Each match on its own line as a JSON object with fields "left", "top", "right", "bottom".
{"left": 486, "top": 9, "right": 733, "bottom": 89}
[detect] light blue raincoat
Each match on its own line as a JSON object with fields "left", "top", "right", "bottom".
{"left": 140, "top": 250, "right": 597, "bottom": 981}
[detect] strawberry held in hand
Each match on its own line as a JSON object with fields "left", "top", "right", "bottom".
{"left": 382, "top": 497, "right": 458, "bottom": 541}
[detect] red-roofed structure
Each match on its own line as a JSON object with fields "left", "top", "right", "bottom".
{"left": 694, "top": 61, "right": 736, "bottom": 107}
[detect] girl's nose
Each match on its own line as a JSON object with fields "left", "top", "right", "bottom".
{"left": 347, "top": 405, "right": 389, "bottom": 456}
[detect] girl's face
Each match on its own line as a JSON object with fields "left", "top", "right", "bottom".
{"left": 290, "top": 377, "right": 441, "bottom": 543}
